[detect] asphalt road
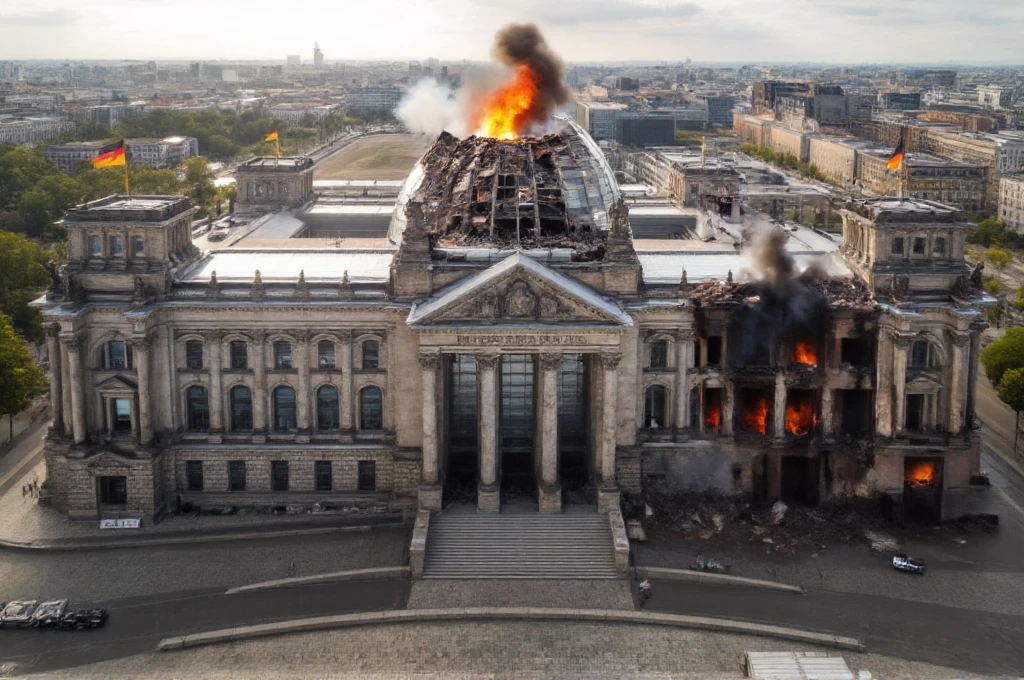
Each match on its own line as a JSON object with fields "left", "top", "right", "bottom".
{"left": 0, "top": 579, "right": 410, "bottom": 676}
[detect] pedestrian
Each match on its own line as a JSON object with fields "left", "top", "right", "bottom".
{"left": 21, "top": 485, "right": 27, "bottom": 497}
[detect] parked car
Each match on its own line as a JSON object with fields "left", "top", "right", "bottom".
{"left": 892, "top": 553, "right": 926, "bottom": 575}
{"left": 0, "top": 601, "right": 37, "bottom": 628}
{"left": 31, "top": 600, "right": 68, "bottom": 628}
{"left": 0, "top": 600, "right": 107, "bottom": 630}
{"left": 59, "top": 608, "right": 108, "bottom": 630}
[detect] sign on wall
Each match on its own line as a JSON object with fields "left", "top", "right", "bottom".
{"left": 99, "top": 518, "right": 141, "bottom": 529}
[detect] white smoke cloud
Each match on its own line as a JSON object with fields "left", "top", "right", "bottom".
{"left": 396, "top": 78, "right": 468, "bottom": 137}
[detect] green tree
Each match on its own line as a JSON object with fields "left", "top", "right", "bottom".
{"left": 984, "top": 277, "right": 1002, "bottom": 296}
{"left": 981, "top": 327, "right": 1024, "bottom": 387}
{"left": 967, "top": 218, "right": 1005, "bottom": 248}
{"left": 1014, "top": 284, "right": 1024, "bottom": 311}
{"left": 996, "top": 368, "right": 1024, "bottom": 458}
{"left": 0, "top": 312, "right": 47, "bottom": 442}
{"left": 0, "top": 231, "right": 53, "bottom": 342}
{"left": 987, "top": 248, "right": 1013, "bottom": 273}
{"left": 183, "top": 157, "right": 216, "bottom": 216}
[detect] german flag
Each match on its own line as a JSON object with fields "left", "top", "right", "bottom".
{"left": 91, "top": 140, "right": 126, "bottom": 169}
{"left": 886, "top": 137, "right": 905, "bottom": 172}
{"left": 264, "top": 129, "right": 278, "bottom": 142}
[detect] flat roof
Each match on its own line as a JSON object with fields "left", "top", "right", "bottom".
{"left": 181, "top": 250, "right": 393, "bottom": 283}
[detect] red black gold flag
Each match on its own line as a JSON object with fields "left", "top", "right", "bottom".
{"left": 886, "top": 137, "right": 905, "bottom": 172}
{"left": 91, "top": 140, "right": 126, "bottom": 169}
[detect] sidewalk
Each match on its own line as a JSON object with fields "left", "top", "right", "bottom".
{"left": 0, "top": 397, "right": 49, "bottom": 451}
{"left": 0, "top": 424, "right": 405, "bottom": 551}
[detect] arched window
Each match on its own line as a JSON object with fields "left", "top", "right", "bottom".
{"left": 230, "top": 386, "right": 253, "bottom": 431}
{"left": 649, "top": 340, "right": 668, "bottom": 369}
{"left": 185, "top": 340, "right": 204, "bottom": 370}
{"left": 318, "top": 341, "right": 336, "bottom": 369}
{"left": 361, "top": 340, "right": 379, "bottom": 370}
{"left": 273, "top": 341, "right": 292, "bottom": 369}
{"left": 359, "top": 386, "right": 383, "bottom": 430}
{"left": 273, "top": 385, "right": 297, "bottom": 431}
{"left": 316, "top": 385, "right": 340, "bottom": 431}
{"left": 186, "top": 386, "right": 210, "bottom": 431}
{"left": 644, "top": 385, "right": 667, "bottom": 430}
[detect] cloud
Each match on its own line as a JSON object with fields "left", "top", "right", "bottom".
{"left": 0, "top": 8, "right": 79, "bottom": 26}
{"left": 492, "top": 0, "right": 703, "bottom": 27}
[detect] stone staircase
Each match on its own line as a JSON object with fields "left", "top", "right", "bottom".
{"left": 422, "top": 512, "right": 620, "bottom": 579}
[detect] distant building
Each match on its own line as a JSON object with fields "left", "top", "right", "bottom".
{"left": 881, "top": 92, "right": 922, "bottom": 111}
{"left": 977, "top": 85, "right": 1011, "bottom": 110}
{"left": 924, "top": 130, "right": 1024, "bottom": 208}
{"left": 45, "top": 141, "right": 109, "bottom": 173}
{"left": 999, "top": 174, "right": 1024, "bottom": 233}
{"left": 904, "top": 69, "right": 957, "bottom": 89}
{"left": 857, "top": 150, "right": 987, "bottom": 213}
{"left": 575, "top": 101, "right": 627, "bottom": 141}
{"left": 235, "top": 156, "right": 315, "bottom": 213}
{"left": 698, "top": 95, "right": 736, "bottom": 126}
{"left": 732, "top": 113, "right": 773, "bottom": 147}
{"left": 614, "top": 114, "right": 674, "bottom": 147}
{"left": 89, "top": 104, "right": 143, "bottom": 128}
{"left": 769, "top": 124, "right": 809, "bottom": 163}
{"left": 286, "top": 55, "right": 301, "bottom": 68}
{"left": 125, "top": 136, "right": 199, "bottom": 168}
{"left": 0, "top": 115, "right": 74, "bottom": 145}
{"left": 807, "top": 135, "right": 861, "bottom": 185}
{"left": 313, "top": 43, "right": 324, "bottom": 68}
{"left": 343, "top": 87, "right": 403, "bottom": 115}
{"left": 615, "top": 77, "right": 639, "bottom": 91}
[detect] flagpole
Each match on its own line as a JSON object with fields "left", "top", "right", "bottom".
{"left": 276, "top": 136, "right": 280, "bottom": 159}
{"left": 123, "top": 143, "right": 131, "bottom": 203}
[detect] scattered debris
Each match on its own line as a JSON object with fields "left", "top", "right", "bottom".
{"left": 865, "top": 530, "right": 900, "bottom": 553}
{"left": 771, "top": 501, "right": 788, "bottom": 525}
{"left": 892, "top": 553, "right": 926, "bottom": 575}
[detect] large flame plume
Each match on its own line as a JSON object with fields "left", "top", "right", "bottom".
{"left": 742, "top": 394, "right": 769, "bottom": 435}
{"left": 793, "top": 341, "right": 817, "bottom": 366}
{"left": 905, "top": 459, "right": 937, "bottom": 486}
{"left": 473, "top": 24, "right": 569, "bottom": 140}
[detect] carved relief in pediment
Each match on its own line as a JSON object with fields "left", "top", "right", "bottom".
{"left": 432, "top": 275, "right": 604, "bottom": 324}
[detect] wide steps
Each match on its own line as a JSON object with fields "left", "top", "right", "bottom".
{"left": 422, "top": 512, "right": 618, "bottom": 579}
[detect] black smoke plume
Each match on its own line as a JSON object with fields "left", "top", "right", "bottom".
{"left": 492, "top": 23, "right": 570, "bottom": 127}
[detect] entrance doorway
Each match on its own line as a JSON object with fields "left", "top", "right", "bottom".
{"left": 501, "top": 354, "right": 536, "bottom": 498}
{"left": 444, "top": 354, "right": 478, "bottom": 505}
{"left": 559, "top": 354, "right": 591, "bottom": 501}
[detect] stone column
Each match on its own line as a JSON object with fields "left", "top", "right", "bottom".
{"left": 675, "top": 331, "right": 692, "bottom": 431}
{"left": 251, "top": 332, "right": 267, "bottom": 442}
{"left": 598, "top": 351, "right": 621, "bottom": 512}
{"left": 948, "top": 331, "right": 971, "bottom": 435}
{"left": 207, "top": 331, "right": 224, "bottom": 440}
{"left": 773, "top": 372, "right": 787, "bottom": 439}
{"left": 875, "top": 330, "right": 895, "bottom": 437}
{"left": 821, "top": 388, "right": 834, "bottom": 437}
{"left": 134, "top": 335, "right": 154, "bottom": 446}
{"left": 476, "top": 353, "right": 500, "bottom": 513}
{"left": 339, "top": 331, "right": 354, "bottom": 432}
{"left": 538, "top": 352, "right": 562, "bottom": 514}
{"left": 966, "top": 329, "right": 983, "bottom": 429}
{"left": 45, "top": 325, "right": 64, "bottom": 435}
{"left": 893, "top": 334, "right": 912, "bottom": 435}
{"left": 419, "top": 351, "right": 442, "bottom": 511}
{"left": 62, "top": 336, "right": 87, "bottom": 445}
{"left": 722, "top": 381, "right": 735, "bottom": 436}
{"left": 61, "top": 350, "right": 73, "bottom": 438}
{"left": 296, "top": 333, "right": 311, "bottom": 437}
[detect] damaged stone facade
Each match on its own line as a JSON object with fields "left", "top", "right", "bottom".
{"left": 36, "top": 141, "right": 987, "bottom": 524}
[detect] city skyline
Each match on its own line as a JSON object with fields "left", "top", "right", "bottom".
{"left": 1, "top": 0, "right": 1023, "bottom": 63}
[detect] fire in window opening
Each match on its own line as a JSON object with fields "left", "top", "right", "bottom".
{"left": 905, "top": 458, "right": 939, "bottom": 486}
{"left": 704, "top": 388, "right": 723, "bottom": 432}
{"left": 739, "top": 389, "right": 771, "bottom": 435}
{"left": 785, "top": 389, "right": 818, "bottom": 436}
{"left": 792, "top": 340, "right": 817, "bottom": 367}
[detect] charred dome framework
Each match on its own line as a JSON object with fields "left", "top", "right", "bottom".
{"left": 391, "top": 118, "right": 621, "bottom": 258}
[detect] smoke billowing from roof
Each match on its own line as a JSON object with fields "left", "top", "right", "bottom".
{"left": 489, "top": 23, "right": 570, "bottom": 129}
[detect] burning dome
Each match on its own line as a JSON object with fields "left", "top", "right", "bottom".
{"left": 387, "top": 115, "right": 621, "bottom": 250}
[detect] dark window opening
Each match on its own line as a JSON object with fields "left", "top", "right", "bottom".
{"left": 106, "top": 341, "right": 132, "bottom": 370}
{"left": 706, "top": 336, "right": 722, "bottom": 365}
{"left": 186, "top": 461, "right": 204, "bottom": 491}
{"left": 644, "top": 385, "right": 667, "bottom": 430}
{"left": 98, "top": 476, "right": 127, "bottom": 505}
{"left": 318, "top": 341, "right": 336, "bottom": 369}
{"left": 360, "top": 386, "right": 383, "bottom": 430}
{"left": 840, "top": 389, "right": 872, "bottom": 437}
{"left": 230, "top": 341, "right": 248, "bottom": 370}
{"left": 891, "top": 236, "right": 904, "bottom": 255}
{"left": 840, "top": 338, "right": 870, "bottom": 367}
{"left": 358, "top": 460, "right": 376, "bottom": 491}
{"left": 362, "top": 340, "right": 379, "bottom": 370}
{"left": 912, "top": 237, "right": 926, "bottom": 254}
{"left": 185, "top": 340, "right": 204, "bottom": 370}
{"left": 910, "top": 341, "right": 933, "bottom": 368}
{"left": 111, "top": 398, "right": 132, "bottom": 432}
{"left": 89, "top": 235, "right": 102, "bottom": 256}
{"left": 692, "top": 341, "right": 701, "bottom": 368}
{"left": 932, "top": 237, "right": 946, "bottom": 256}
{"left": 230, "top": 386, "right": 253, "bottom": 431}
{"left": 273, "top": 386, "right": 297, "bottom": 431}
{"left": 110, "top": 235, "right": 124, "bottom": 256}
{"left": 317, "top": 385, "right": 340, "bottom": 431}
{"left": 906, "top": 393, "right": 926, "bottom": 432}
{"left": 133, "top": 236, "right": 145, "bottom": 256}
{"left": 228, "top": 461, "right": 246, "bottom": 491}
{"left": 273, "top": 341, "right": 292, "bottom": 369}
{"left": 315, "top": 461, "right": 333, "bottom": 491}
{"left": 271, "top": 461, "right": 289, "bottom": 491}
{"left": 649, "top": 340, "right": 668, "bottom": 369}
{"left": 186, "top": 386, "right": 210, "bottom": 431}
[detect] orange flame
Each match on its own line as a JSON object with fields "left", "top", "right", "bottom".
{"left": 793, "top": 341, "right": 817, "bottom": 366}
{"left": 742, "top": 395, "right": 769, "bottom": 435}
{"left": 705, "top": 403, "right": 721, "bottom": 432}
{"left": 905, "top": 459, "right": 937, "bottom": 486}
{"left": 785, "top": 397, "right": 818, "bottom": 436}
{"left": 474, "top": 65, "right": 541, "bottom": 140}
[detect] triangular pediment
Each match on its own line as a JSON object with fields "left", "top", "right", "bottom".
{"left": 96, "top": 375, "right": 138, "bottom": 392}
{"left": 906, "top": 372, "right": 943, "bottom": 394}
{"left": 85, "top": 450, "right": 137, "bottom": 469}
{"left": 408, "top": 253, "right": 633, "bottom": 327}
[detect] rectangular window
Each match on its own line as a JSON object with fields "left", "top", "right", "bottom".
{"left": 274, "top": 342, "right": 292, "bottom": 369}
{"left": 133, "top": 236, "right": 145, "bottom": 256}
{"left": 318, "top": 341, "right": 336, "bottom": 369}
{"left": 185, "top": 340, "right": 204, "bottom": 370}
{"left": 228, "top": 461, "right": 246, "bottom": 491}
{"left": 271, "top": 461, "right": 289, "bottom": 491}
{"left": 891, "top": 236, "right": 904, "bottom": 255}
{"left": 110, "top": 235, "right": 124, "bottom": 256}
{"left": 357, "top": 461, "right": 376, "bottom": 491}
{"left": 362, "top": 341, "right": 379, "bottom": 370}
{"left": 910, "top": 340, "right": 930, "bottom": 368}
{"left": 186, "top": 461, "right": 204, "bottom": 491}
{"left": 315, "top": 461, "right": 332, "bottom": 491}
{"left": 89, "top": 235, "right": 102, "bottom": 256}
{"left": 107, "top": 341, "right": 128, "bottom": 369}
{"left": 649, "top": 341, "right": 668, "bottom": 369}
{"left": 932, "top": 237, "right": 946, "bottom": 256}
{"left": 706, "top": 336, "right": 722, "bottom": 365}
{"left": 111, "top": 398, "right": 132, "bottom": 431}
{"left": 230, "top": 341, "right": 248, "bottom": 370}
{"left": 912, "top": 237, "right": 926, "bottom": 254}
{"left": 98, "top": 476, "right": 128, "bottom": 505}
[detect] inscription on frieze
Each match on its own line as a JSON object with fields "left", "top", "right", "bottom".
{"left": 456, "top": 334, "right": 588, "bottom": 347}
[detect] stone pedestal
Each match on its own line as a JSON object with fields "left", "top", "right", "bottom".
{"left": 419, "top": 483, "right": 442, "bottom": 512}
{"left": 598, "top": 485, "right": 621, "bottom": 513}
{"left": 477, "top": 483, "right": 500, "bottom": 513}
{"left": 538, "top": 482, "right": 562, "bottom": 514}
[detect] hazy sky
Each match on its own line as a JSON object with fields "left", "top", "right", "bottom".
{"left": 1, "top": 0, "right": 1022, "bottom": 63}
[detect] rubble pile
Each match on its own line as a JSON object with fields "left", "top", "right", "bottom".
{"left": 689, "top": 276, "right": 873, "bottom": 309}
{"left": 417, "top": 131, "right": 603, "bottom": 252}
